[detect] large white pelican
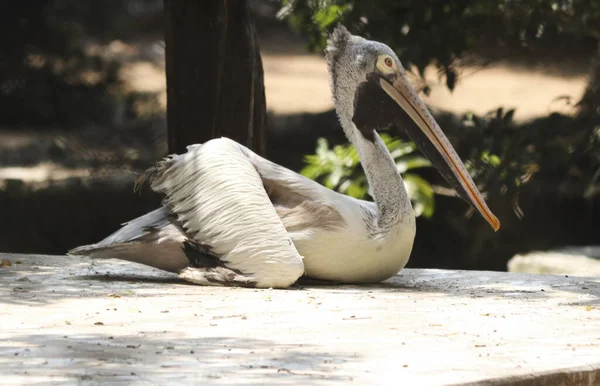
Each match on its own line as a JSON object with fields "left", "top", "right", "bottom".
{"left": 70, "top": 26, "right": 499, "bottom": 288}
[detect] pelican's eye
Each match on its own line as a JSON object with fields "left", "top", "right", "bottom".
{"left": 376, "top": 54, "right": 397, "bottom": 74}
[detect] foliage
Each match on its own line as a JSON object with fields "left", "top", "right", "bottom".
{"left": 456, "top": 108, "right": 539, "bottom": 217}
{"left": 456, "top": 103, "right": 600, "bottom": 202}
{"left": 278, "top": 0, "right": 600, "bottom": 92}
{"left": 300, "top": 133, "right": 436, "bottom": 218}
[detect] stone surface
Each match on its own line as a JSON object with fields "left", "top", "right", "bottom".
{"left": 1, "top": 253, "right": 599, "bottom": 385}
{"left": 508, "top": 246, "right": 600, "bottom": 277}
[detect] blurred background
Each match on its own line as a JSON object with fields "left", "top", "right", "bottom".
{"left": 0, "top": 0, "right": 598, "bottom": 273}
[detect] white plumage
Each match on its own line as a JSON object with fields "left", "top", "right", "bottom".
{"left": 153, "top": 138, "right": 305, "bottom": 288}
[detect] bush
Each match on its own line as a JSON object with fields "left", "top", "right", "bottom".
{"left": 301, "top": 133, "right": 436, "bottom": 217}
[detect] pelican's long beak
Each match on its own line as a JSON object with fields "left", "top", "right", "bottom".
{"left": 379, "top": 74, "right": 500, "bottom": 231}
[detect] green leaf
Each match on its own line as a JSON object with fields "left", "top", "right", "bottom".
{"left": 446, "top": 68, "right": 457, "bottom": 91}
{"left": 489, "top": 154, "right": 501, "bottom": 167}
{"left": 315, "top": 137, "right": 330, "bottom": 158}
{"left": 345, "top": 180, "right": 368, "bottom": 199}
{"left": 503, "top": 109, "right": 516, "bottom": 125}
{"left": 314, "top": 5, "right": 347, "bottom": 30}
{"left": 403, "top": 174, "right": 435, "bottom": 218}
{"left": 300, "top": 163, "right": 324, "bottom": 179}
{"left": 327, "top": 166, "right": 345, "bottom": 188}
{"left": 396, "top": 156, "right": 432, "bottom": 173}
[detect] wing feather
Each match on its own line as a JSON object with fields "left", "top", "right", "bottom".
{"left": 149, "top": 138, "right": 305, "bottom": 288}
{"left": 240, "top": 146, "right": 340, "bottom": 202}
{"left": 240, "top": 145, "right": 368, "bottom": 233}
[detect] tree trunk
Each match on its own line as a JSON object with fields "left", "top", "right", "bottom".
{"left": 163, "top": 0, "right": 267, "bottom": 155}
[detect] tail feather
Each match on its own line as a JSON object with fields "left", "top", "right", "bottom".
{"left": 69, "top": 207, "right": 189, "bottom": 273}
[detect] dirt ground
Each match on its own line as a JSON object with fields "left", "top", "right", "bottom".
{"left": 264, "top": 54, "right": 587, "bottom": 120}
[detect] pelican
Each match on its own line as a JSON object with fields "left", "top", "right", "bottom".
{"left": 69, "top": 26, "right": 500, "bottom": 288}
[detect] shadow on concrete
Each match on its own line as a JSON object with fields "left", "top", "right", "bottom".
{"left": 293, "top": 269, "right": 600, "bottom": 307}
{"left": 385, "top": 269, "right": 600, "bottom": 306}
{"left": 0, "top": 334, "right": 356, "bottom": 384}
{"left": 1, "top": 255, "right": 599, "bottom": 307}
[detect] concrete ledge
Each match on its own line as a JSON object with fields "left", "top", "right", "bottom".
{"left": 508, "top": 247, "right": 600, "bottom": 277}
{"left": 1, "top": 253, "right": 599, "bottom": 385}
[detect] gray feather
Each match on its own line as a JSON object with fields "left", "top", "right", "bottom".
{"left": 69, "top": 207, "right": 170, "bottom": 252}
{"left": 68, "top": 207, "right": 189, "bottom": 272}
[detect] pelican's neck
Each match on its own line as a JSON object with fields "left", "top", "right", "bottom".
{"left": 346, "top": 124, "right": 412, "bottom": 232}
{"left": 329, "top": 65, "right": 413, "bottom": 233}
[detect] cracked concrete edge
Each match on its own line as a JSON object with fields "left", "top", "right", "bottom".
{"left": 458, "top": 363, "right": 600, "bottom": 386}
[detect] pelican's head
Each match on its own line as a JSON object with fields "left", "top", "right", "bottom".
{"left": 326, "top": 25, "right": 500, "bottom": 231}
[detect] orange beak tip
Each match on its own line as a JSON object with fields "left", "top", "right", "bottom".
{"left": 490, "top": 216, "right": 501, "bottom": 232}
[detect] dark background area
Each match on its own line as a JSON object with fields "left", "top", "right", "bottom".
{"left": 0, "top": 0, "right": 598, "bottom": 271}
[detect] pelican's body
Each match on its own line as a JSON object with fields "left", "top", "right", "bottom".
{"left": 291, "top": 193, "right": 415, "bottom": 284}
{"left": 232, "top": 137, "right": 416, "bottom": 284}
{"left": 70, "top": 26, "right": 498, "bottom": 288}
